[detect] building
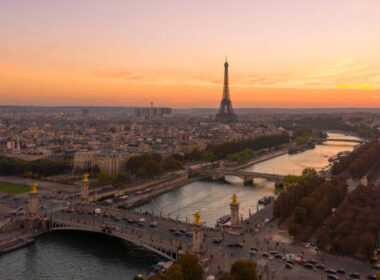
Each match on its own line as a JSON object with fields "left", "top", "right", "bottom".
{"left": 94, "top": 151, "right": 129, "bottom": 175}
{"left": 135, "top": 106, "right": 171, "bottom": 118}
{"left": 73, "top": 150, "right": 95, "bottom": 171}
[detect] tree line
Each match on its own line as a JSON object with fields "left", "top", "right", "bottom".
{"left": 0, "top": 155, "right": 70, "bottom": 177}
{"left": 186, "top": 133, "right": 289, "bottom": 162}
{"left": 274, "top": 169, "right": 348, "bottom": 240}
{"left": 332, "top": 141, "right": 380, "bottom": 179}
{"left": 317, "top": 184, "right": 380, "bottom": 259}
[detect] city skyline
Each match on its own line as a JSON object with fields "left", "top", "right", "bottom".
{"left": 1, "top": 0, "right": 380, "bottom": 108}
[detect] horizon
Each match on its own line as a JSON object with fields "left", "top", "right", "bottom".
{"left": 1, "top": 0, "right": 380, "bottom": 108}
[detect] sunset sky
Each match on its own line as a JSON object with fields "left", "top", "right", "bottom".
{"left": 1, "top": 0, "right": 380, "bottom": 108}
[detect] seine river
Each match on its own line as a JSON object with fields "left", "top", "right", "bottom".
{"left": 0, "top": 133, "right": 360, "bottom": 280}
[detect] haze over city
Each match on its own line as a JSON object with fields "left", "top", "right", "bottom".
{"left": 1, "top": 0, "right": 380, "bottom": 107}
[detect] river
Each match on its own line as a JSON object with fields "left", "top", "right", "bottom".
{"left": 0, "top": 132, "right": 360, "bottom": 280}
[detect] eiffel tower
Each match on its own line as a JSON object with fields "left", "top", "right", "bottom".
{"left": 215, "top": 58, "right": 237, "bottom": 122}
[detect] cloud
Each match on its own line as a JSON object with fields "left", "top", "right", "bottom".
{"left": 336, "top": 84, "right": 373, "bottom": 89}
{"left": 93, "top": 70, "right": 143, "bottom": 80}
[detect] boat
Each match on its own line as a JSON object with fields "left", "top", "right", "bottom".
{"left": 258, "top": 196, "right": 274, "bottom": 205}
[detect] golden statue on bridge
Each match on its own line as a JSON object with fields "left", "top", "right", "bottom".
{"left": 193, "top": 211, "right": 202, "bottom": 225}
{"left": 31, "top": 183, "right": 37, "bottom": 193}
{"left": 82, "top": 173, "right": 89, "bottom": 182}
{"left": 232, "top": 193, "right": 238, "bottom": 204}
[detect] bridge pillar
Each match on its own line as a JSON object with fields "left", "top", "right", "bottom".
{"left": 229, "top": 194, "right": 242, "bottom": 235}
{"left": 28, "top": 183, "right": 39, "bottom": 218}
{"left": 81, "top": 173, "right": 90, "bottom": 203}
{"left": 192, "top": 212, "right": 205, "bottom": 256}
{"left": 212, "top": 173, "right": 225, "bottom": 181}
{"left": 243, "top": 175, "right": 254, "bottom": 185}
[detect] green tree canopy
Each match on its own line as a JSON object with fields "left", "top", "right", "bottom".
{"left": 161, "top": 158, "right": 183, "bottom": 172}
{"left": 97, "top": 172, "right": 110, "bottom": 185}
{"left": 230, "top": 260, "right": 258, "bottom": 280}
{"left": 165, "top": 263, "right": 184, "bottom": 280}
{"left": 176, "top": 254, "right": 204, "bottom": 280}
{"left": 112, "top": 172, "right": 131, "bottom": 187}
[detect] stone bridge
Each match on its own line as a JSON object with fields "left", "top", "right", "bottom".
{"left": 49, "top": 208, "right": 194, "bottom": 261}
{"left": 204, "top": 169, "right": 284, "bottom": 184}
{"left": 314, "top": 138, "right": 367, "bottom": 144}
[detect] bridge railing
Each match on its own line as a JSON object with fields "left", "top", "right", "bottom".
{"left": 49, "top": 212, "right": 191, "bottom": 258}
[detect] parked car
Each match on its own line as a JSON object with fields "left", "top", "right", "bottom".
{"left": 149, "top": 221, "right": 157, "bottom": 227}
{"left": 213, "top": 237, "right": 222, "bottom": 244}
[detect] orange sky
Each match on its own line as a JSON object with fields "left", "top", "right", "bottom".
{"left": 1, "top": 0, "right": 380, "bottom": 108}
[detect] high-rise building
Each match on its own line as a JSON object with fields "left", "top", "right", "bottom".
{"left": 215, "top": 58, "right": 237, "bottom": 122}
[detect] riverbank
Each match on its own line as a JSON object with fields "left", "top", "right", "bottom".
{"left": 230, "top": 149, "right": 288, "bottom": 170}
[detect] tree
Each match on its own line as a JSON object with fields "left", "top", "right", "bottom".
{"left": 230, "top": 260, "right": 258, "bottom": 280}
{"left": 186, "top": 148, "right": 202, "bottom": 161}
{"left": 97, "top": 172, "right": 110, "bottom": 185}
{"left": 302, "top": 168, "right": 317, "bottom": 178}
{"left": 161, "top": 158, "right": 183, "bottom": 172}
{"left": 201, "top": 150, "right": 215, "bottom": 162}
{"left": 137, "top": 160, "right": 164, "bottom": 178}
{"left": 218, "top": 274, "right": 235, "bottom": 280}
{"left": 294, "top": 207, "right": 307, "bottom": 225}
{"left": 166, "top": 263, "right": 184, "bottom": 280}
{"left": 282, "top": 175, "right": 301, "bottom": 189}
{"left": 112, "top": 172, "right": 131, "bottom": 187}
{"left": 176, "top": 254, "right": 204, "bottom": 280}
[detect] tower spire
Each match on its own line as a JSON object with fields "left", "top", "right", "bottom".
{"left": 216, "top": 58, "right": 237, "bottom": 122}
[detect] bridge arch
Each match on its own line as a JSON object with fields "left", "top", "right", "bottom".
{"left": 49, "top": 222, "right": 180, "bottom": 261}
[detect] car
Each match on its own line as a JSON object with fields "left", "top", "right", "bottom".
{"left": 179, "top": 229, "right": 186, "bottom": 234}
{"left": 297, "top": 259, "right": 307, "bottom": 265}
{"left": 349, "top": 272, "right": 360, "bottom": 279}
{"left": 325, "top": 269, "right": 337, "bottom": 274}
{"left": 262, "top": 252, "right": 269, "bottom": 258}
{"left": 227, "top": 243, "right": 235, "bottom": 248}
{"left": 127, "top": 218, "right": 135, "bottom": 223}
{"left": 275, "top": 254, "right": 282, "bottom": 259}
{"left": 234, "top": 243, "right": 243, "bottom": 248}
{"left": 372, "top": 263, "right": 380, "bottom": 270}
{"left": 137, "top": 222, "right": 144, "bottom": 227}
{"left": 213, "top": 237, "right": 222, "bottom": 244}
{"left": 185, "top": 232, "right": 193, "bottom": 237}
{"left": 285, "top": 263, "right": 293, "bottom": 269}
{"left": 337, "top": 269, "right": 346, "bottom": 274}
{"left": 327, "top": 275, "right": 339, "bottom": 280}
{"left": 315, "top": 264, "right": 325, "bottom": 270}
{"left": 149, "top": 221, "right": 157, "bottom": 227}
{"left": 367, "top": 275, "right": 376, "bottom": 280}
{"left": 169, "top": 228, "right": 176, "bottom": 232}
{"left": 249, "top": 248, "right": 258, "bottom": 255}
{"left": 307, "top": 259, "right": 317, "bottom": 265}
{"left": 269, "top": 250, "right": 278, "bottom": 255}
{"left": 174, "top": 231, "right": 181, "bottom": 236}
{"left": 304, "top": 263, "right": 314, "bottom": 269}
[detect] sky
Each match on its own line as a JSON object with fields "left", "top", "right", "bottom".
{"left": 1, "top": 0, "right": 380, "bottom": 108}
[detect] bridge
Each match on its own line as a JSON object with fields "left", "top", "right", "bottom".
{"left": 314, "top": 138, "right": 367, "bottom": 144}
{"left": 203, "top": 169, "right": 284, "bottom": 184}
{"left": 49, "top": 206, "right": 194, "bottom": 261}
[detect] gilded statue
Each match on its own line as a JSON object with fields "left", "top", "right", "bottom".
{"left": 232, "top": 193, "right": 238, "bottom": 204}
{"left": 82, "top": 173, "right": 89, "bottom": 182}
{"left": 31, "top": 183, "right": 37, "bottom": 193}
{"left": 193, "top": 211, "right": 202, "bottom": 224}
